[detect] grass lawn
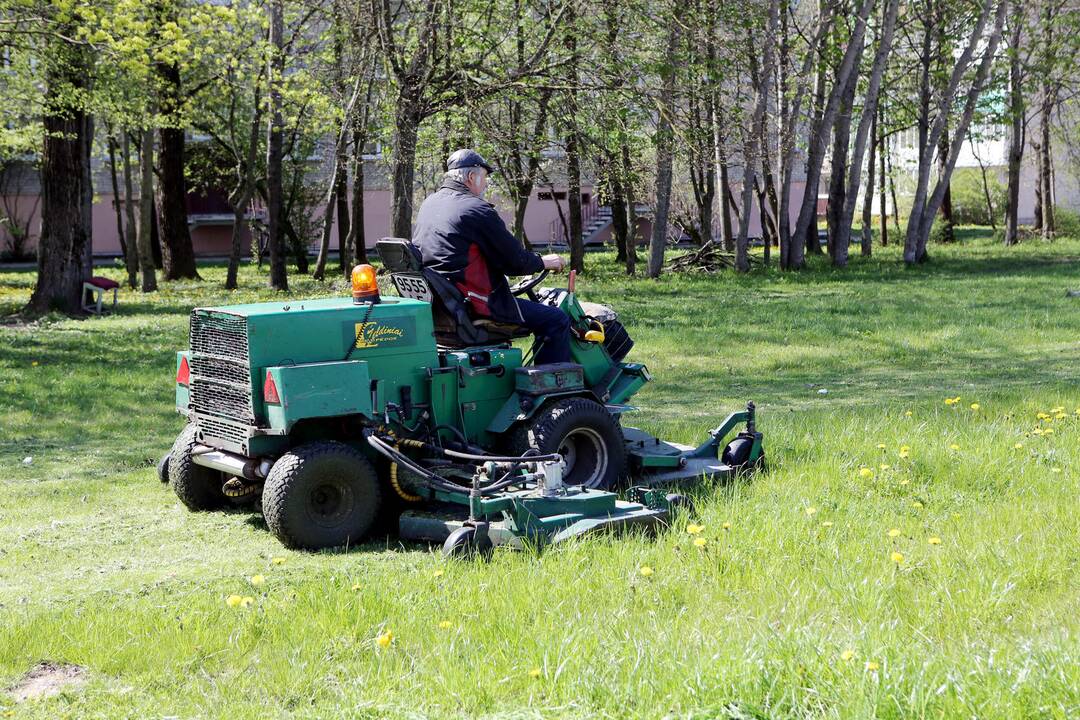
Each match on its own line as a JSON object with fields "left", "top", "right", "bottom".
{"left": 1, "top": 230, "right": 1078, "bottom": 718}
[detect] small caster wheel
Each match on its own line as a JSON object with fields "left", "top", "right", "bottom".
{"left": 157, "top": 453, "right": 171, "bottom": 484}
{"left": 442, "top": 526, "right": 493, "bottom": 559}
{"left": 665, "top": 493, "right": 692, "bottom": 515}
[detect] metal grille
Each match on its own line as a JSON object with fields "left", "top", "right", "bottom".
{"left": 191, "top": 379, "right": 256, "bottom": 424}
{"left": 190, "top": 355, "right": 250, "bottom": 387}
{"left": 196, "top": 415, "right": 250, "bottom": 450}
{"left": 189, "top": 310, "right": 255, "bottom": 428}
{"left": 190, "top": 310, "right": 248, "bottom": 361}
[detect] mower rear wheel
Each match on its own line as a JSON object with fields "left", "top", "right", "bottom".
{"left": 157, "top": 452, "right": 171, "bottom": 484}
{"left": 442, "top": 526, "right": 494, "bottom": 559}
{"left": 262, "top": 441, "right": 382, "bottom": 550}
{"left": 508, "top": 397, "right": 626, "bottom": 490}
{"left": 169, "top": 424, "right": 225, "bottom": 511}
{"left": 722, "top": 434, "right": 765, "bottom": 473}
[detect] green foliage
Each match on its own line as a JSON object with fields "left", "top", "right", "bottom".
{"left": 1053, "top": 206, "right": 1080, "bottom": 239}
{"left": 949, "top": 167, "right": 1006, "bottom": 226}
{"left": 2, "top": 233, "right": 1080, "bottom": 717}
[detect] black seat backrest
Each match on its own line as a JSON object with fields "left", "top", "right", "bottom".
{"left": 376, "top": 237, "right": 517, "bottom": 348}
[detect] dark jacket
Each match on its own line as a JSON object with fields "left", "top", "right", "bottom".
{"left": 413, "top": 178, "right": 544, "bottom": 324}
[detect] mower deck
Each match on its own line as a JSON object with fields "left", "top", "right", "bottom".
{"left": 399, "top": 495, "right": 668, "bottom": 549}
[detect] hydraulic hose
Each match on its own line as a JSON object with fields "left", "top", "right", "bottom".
{"left": 365, "top": 433, "right": 545, "bottom": 497}
{"left": 389, "top": 443, "right": 423, "bottom": 503}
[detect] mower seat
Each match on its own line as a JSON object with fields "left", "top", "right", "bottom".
{"left": 376, "top": 237, "right": 531, "bottom": 349}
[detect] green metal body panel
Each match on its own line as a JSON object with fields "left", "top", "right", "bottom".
{"left": 264, "top": 361, "right": 373, "bottom": 433}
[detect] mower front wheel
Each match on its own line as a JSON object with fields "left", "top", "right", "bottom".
{"left": 722, "top": 434, "right": 765, "bottom": 474}
{"left": 261, "top": 441, "right": 382, "bottom": 550}
{"left": 169, "top": 424, "right": 226, "bottom": 511}
{"left": 508, "top": 397, "right": 626, "bottom": 490}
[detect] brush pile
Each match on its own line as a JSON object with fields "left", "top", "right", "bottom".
{"left": 665, "top": 242, "right": 763, "bottom": 273}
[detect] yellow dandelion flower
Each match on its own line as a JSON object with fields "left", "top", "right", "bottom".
{"left": 1056, "top": 412, "right": 1067, "bottom": 420}
{"left": 271, "top": 557, "right": 286, "bottom": 565}
{"left": 859, "top": 467, "right": 874, "bottom": 479}
{"left": 239, "top": 596, "right": 254, "bottom": 608}
{"left": 1074, "top": 408, "right": 1080, "bottom": 415}
{"left": 949, "top": 443, "right": 960, "bottom": 451}
{"left": 944, "top": 397, "right": 955, "bottom": 405}
{"left": 928, "top": 536, "right": 942, "bottom": 545}
{"left": 970, "top": 403, "right": 980, "bottom": 411}
{"left": 821, "top": 521, "right": 834, "bottom": 528}
{"left": 876, "top": 443, "right": 887, "bottom": 449}
{"left": 1033, "top": 427, "right": 1044, "bottom": 435}
{"left": 433, "top": 569, "right": 444, "bottom": 578}
{"left": 880, "top": 464, "right": 891, "bottom": 471}
{"left": 900, "top": 445, "right": 910, "bottom": 452}
{"left": 249, "top": 574, "right": 266, "bottom": 587}
{"left": 899, "top": 479, "right": 910, "bottom": 486}
{"left": 639, "top": 566, "right": 654, "bottom": 577}
{"left": 438, "top": 620, "right": 452, "bottom": 629}
{"left": 1037, "top": 412, "right": 1051, "bottom": 420}
{"left": 912, "top": 500, "right": 924, "bottom": 508}
{"left": 904, "top": 410, "right": 913, "bottom": 417}
{"left": 899, "top": 450, "right": 910, "bottom": 459}
{"left": 890, "top": 551, "right": 904, "bottom": 564}
{"left": 31, "top": 361, "right": 39, "bottom": 367}
{"left": 1051, "top": 406, "right": 1065, "bottom": 413}
{"left": 528, "top": 668, "right": 542, "bottom": 679}
{"left": 722, "top": 521, "right": 731, "bottom": 530}
{"left": 1050, "top": 467, "right": 1062, "bottom": 474}
{"left": 865, "top": 661, "right": 880, "bottom": 671}
{"left": 887, "top": 528, "right": 901, "bottom": 538}
{"left": 840, "top": 649, "right": 855, "bottom": 662}
{"left": 686, "top": 523, "right": 705, "bottom": 535}
{"left": 351, "top": 583, "right": 361, "bottom": 591}
{"left": 805, "top": 506, "right": 817, "bottom": 516}
{"left": 376, "top": 631, "right": 394, "bottom": 648}
{"left": 226, "top": 594, "right": 243, "bottom": 608}
{"left": 1044, "top": 428, "right": 1055, "bottom": 435}
{"left": 693, "top": 537, "right": 707, "bottom": 548}
{"left": 1014, "top": 443, "right": 1024, "bottom": 450}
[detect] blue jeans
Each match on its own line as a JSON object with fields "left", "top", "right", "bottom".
{"left": 516, "top": 299, "right": 571, "bottom": 365}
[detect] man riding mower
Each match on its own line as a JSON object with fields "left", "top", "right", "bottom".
{"left": 161, "top": 150, "right": 764, "bottom": 555}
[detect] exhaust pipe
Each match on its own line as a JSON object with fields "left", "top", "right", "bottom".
{"left": 191, "top": 445, "right": 272, "bottom": 481}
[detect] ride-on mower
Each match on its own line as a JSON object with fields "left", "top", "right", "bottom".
{"left": 163, "top": 238, "right": 763, "bottom": 555}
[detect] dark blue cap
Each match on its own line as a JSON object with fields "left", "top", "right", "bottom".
{"left": 447, "top": 148, "right": 493, "bottom": 174}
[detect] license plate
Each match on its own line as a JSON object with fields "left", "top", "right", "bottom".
{"left": 392, "top": 273, "right": 433, "bottom": 303}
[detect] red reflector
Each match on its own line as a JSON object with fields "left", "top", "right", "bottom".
{"left": 263, "top": 371, "right": 281, "bottom": 404}
{"left": 176, "top": 355, "right": 191, "bottom": 386}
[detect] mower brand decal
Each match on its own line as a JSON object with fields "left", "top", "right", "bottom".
{"left": 347, "top": 317, "right": 413, "bottom": 350}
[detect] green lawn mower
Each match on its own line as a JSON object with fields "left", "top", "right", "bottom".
{"left": 161, "top": 238, "right": 764, "bottom": 555}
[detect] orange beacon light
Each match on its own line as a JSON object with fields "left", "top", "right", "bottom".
{"left": 351, "top": 264, "right": 380, "bottom": 304}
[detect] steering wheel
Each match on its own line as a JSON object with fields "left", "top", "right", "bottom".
{"left": 508, "top": 268, "right": 549, "bottom": 301}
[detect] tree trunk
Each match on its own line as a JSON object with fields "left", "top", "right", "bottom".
{"left": 155, "top": 61, "right": 199, "bottom": 280}
{"left": 106, "top": 128, "right": 130, "bottom": 277}
{"left": 716, "top": 126, "right": 734, "bottom": 251}
{"left": 121, "top": 130, "right": 140, "bottom": 288}
{"left": 903, "top": 0, "right": 1006, "bottom": 263}
{"left": 390, "top": 97, "right": 421, "bottom": 239}
{"left": 937, "top": 129, "right": 955, "bottom": 243}
{"left": 839, "top": 0, "right": 899, "bottom": 261}
{"left": 26, "top": 47, "right": 95, "bottom": 316}
{"left": 138, "top": 128, "right": 158, "bottom": 292}
{"left": 1004, "top": 4, "right": 1022, "bottom": 248}
{"left": 879, "top": 117, "right": 888, "bottom": 247}
{"left": 826, "top": 66, "right": 859, "bottom": 265}
{"left": 1039, "top": 92, "right": 1055, "bottom": 238}
{"left": 349, "top": 136, "right": 368, "bottom": 265}
{"left": 647, "top": 19, "right": 680, "bottom": 279}
{"left": 862, "top": 108, "right": 877, "bottom": 257}
{"left": 266, "top": 0, "right": 288, "bottom": 290}
{"left": 622, "top": 142, "right": 637, "bottom": 276}
{"left": 791, "top": 0, "right": 875, "bottom": 267}
{"left": 609, "top": 170, "right": 628, "bottom": 263}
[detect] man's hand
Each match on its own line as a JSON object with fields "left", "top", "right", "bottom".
{"left": 541, "top": 254, "right": 565, "bottom": 272}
